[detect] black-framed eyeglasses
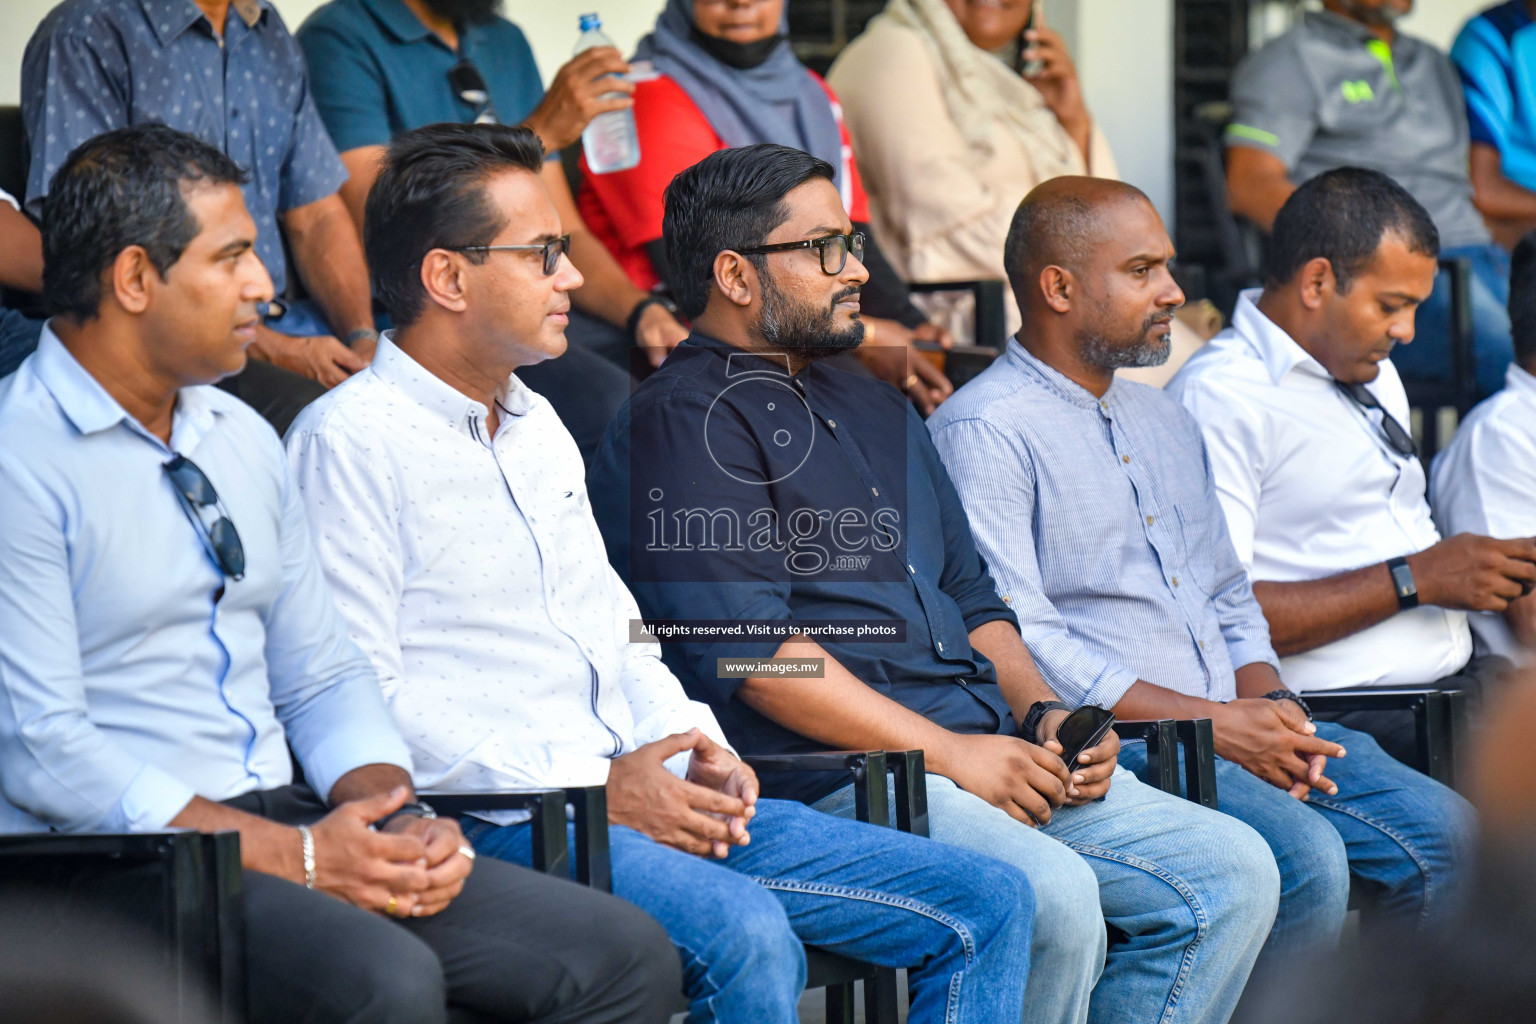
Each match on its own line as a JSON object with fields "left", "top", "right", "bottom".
{"left": 447, "top": 58, "right": 500, "bottom": 125}
{"left": 735, "top": 231, "right": 865, "bottom": 276}
{"left": 442, "top": 234, "right": 572, "bottom": 276}
{"left": 1335, "top": 381, "right": 1417, "bottom": 459}
{"left": 164, "top": 455, "right": 246, "bottom": 581}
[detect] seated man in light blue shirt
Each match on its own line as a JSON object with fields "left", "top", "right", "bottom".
{"left": 927, "top": 176, "right": 1474, "bottom": 973}
{"left": 0, "top": 122, "right": 679, "bottom": 1024}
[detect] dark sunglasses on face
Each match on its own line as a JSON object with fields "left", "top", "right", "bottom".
{"left": 1334, "top": 380, "right": 1418, "bottom": 459}
{"left": 442, "top": 234, "right": 572, "bottom": 276}
{"left": 735, "top": 231, "right": 866, "bottom": 276}
{"left": 164, "top": 454, "right": 246, "bottom": 580}
{"left": 447, "top": 59, "right": 499, "bottom": 125}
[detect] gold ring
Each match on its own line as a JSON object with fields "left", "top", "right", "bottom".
{"left": 903, "top": 373, "right": 920, "bottom": 390}
{"left": 457, "top": 844, "right": 477, "bottom": 862}
{"left": 385, "top": 895, "right": 398, "bottom": 916}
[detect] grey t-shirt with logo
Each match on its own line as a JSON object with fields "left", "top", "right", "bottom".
{"left": 1227, "top": 10, "right": 1489, "bottom": 248}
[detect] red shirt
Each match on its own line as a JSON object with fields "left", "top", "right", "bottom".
{"left": 578, "top": 72, "right": 872, "bottom": 292}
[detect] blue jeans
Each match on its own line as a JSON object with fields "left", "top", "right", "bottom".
{"left": 463, "top": 796, "right": 1032, "bottom": 1024}
{"left": 815, "top": 767, "right": 1277, "bottom": 1024}
{"left": 0, "top": 307, "right": 42, "bottom": 379}
{"left": 1118, "top": 721, "right": 1475, "bottom": 970}
{"left": 1395, "top": 242, "right": 1512, "bottom": 400}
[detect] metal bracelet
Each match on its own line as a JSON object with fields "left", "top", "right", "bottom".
{"left": 297, "top": 824, "right": 317, "bottom": 890}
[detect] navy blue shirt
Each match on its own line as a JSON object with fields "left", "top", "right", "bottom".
{"left": 589, "top": 337, "right": 1019, "bottom": 803}
{"left": 297, "top": 0, "right": 551, "bottom": 155}
{"left": 22, "top": 0, "right": 347, "bottom": 297}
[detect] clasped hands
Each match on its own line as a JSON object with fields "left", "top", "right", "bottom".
{"left": 936, "top": 710, "right": 1120, "bottom": 828}
{"left": 304, "top": 786, "right": 474, "bottom": 919}
{"left": 607, "top": 728, "right": 758, "bottom": 858}
{"left": 1213, "top": 698, "right": 1345, "bottom": 801}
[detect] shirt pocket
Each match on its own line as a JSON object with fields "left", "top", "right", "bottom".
{"left": 1173, "top": 503, "right": 1221, "bottom": 598}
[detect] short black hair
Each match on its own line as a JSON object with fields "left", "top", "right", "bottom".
{"left": 1266, "top": 167, "right": 1439, "bottom": 291}
{"left": 365, "top": 122, "right": 546, "bottom": 327}
{"left": 1003, "top": 179, "right": 1151, "bottom": 302}
{"left": 1510, "top": 231, "right": 1536, "bottom": 368}
{"left": 662, "top": 144, "right": 836, "bottom": 319}
{"left": 41, "top": 123, "right": 247, "bottom": 322}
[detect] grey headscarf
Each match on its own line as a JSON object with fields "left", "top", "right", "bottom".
{"left": 632, "top": 0, "right": 847, "bottom": 192}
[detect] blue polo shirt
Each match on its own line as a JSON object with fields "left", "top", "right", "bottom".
{"left": 1452, "top": 1, "right": 1536, "bottom": 193}
{"left": 588, "top": 337, "right": 1020, "bottom": 804}
{"left": 296, "top": 0, "right": 549, "bottom": 154}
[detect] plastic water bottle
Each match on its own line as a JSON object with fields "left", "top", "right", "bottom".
{"left": 576, "top": 13, "right": 641, "bottom": 174}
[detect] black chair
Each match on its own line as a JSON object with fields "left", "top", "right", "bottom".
{"left": 1120, "top": 718, "right": 1220, "bottom": 808}
{"left": 1305, "top": 687, "right": 1469, "bottom": 790}
{"left": 0, "top": 829, "right": 245, "bottom": 1024}
{"left": 1189, "top": 101, "right": 1476, "bottom": 457}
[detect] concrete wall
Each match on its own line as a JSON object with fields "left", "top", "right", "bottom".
{"left": 0, "top": 0, "right": 1498, "bottom": 216}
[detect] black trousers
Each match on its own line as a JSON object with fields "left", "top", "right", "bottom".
{"left": 1315, "top": 654, "right": 1510, "bottom": 771}
{"left": 516, "top": 311, "right": 634, "bottom": 467}
{"left": 216, "top": 358, "right": 328, "bottom": 438}
{"left": 225, "top": 786, "right": 680, "bottom": 1024}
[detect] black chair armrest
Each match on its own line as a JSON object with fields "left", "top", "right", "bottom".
{"left": 422, "top": 786, "right": 611, "bottom": 891}
{"left": 907, "top": 279, "right": 1009, "bottom": 351}
{"left": 1436, "top": 256, "right": 1476, "bottom": 415}
{"left": 743, "top": 751, "right": 895, "bottom": 828}
{"left": 1302, "top": 688, "right": 1466, "bottom": 788}
{"left": 1117, "top": 719, "right": 1219, "bottom": 808}
{"left": 0, "top": 829, "right": 245, "bottom": 1023}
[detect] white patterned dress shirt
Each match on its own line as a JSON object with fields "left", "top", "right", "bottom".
{"left": 1430, "top": 362, "right": 1536, "bottom": 663}
{"left": 1168, "top": 290, "right": 1472, "bottom": 692}
{"left": 287, "top": 336, "right": 728, "bottom": 815}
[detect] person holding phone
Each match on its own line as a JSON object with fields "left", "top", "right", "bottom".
{"left": 931, "top": 173, "right": 1475, "bottom": 982}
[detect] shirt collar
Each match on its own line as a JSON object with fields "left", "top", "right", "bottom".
{"left": 360, "top": 0, "right": 436, "bottom": 44}
{"left": 371, "top": 332, "right": 534, "bottom": 435}
{"left": 1004, "top": 335, "right": 1121, "bottom": 411}
{"left": 1230, "top": 289, "right": 1333, "bottom": 387}
{"left": 1506, "top": 361, "right": 1536, "bottom": 398}
{"left": 138, "top": 0, "right": 267, "bottom": 46}
{"left": 31, "top": 320, "right": 222, "bottom": 448}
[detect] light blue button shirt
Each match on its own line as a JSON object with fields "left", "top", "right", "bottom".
{"left": 927, "top": 340, "right": 1279, "bottom": 709}
{"left": 0, "top": 326, "right": 411, "bottom": 834}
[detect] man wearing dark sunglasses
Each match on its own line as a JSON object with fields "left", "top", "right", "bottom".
{"left": 1172, "top": 168, "right": 1530, "bottom": 765}
{"left": 0, "top": 123, "right": 680, "bottom": 1024}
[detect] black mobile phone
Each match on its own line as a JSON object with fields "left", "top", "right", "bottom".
{"left": 1022, "top": 0, "right": 1045, "bottom": 77}
{"left": 1056, "top": 705, "right": 1115, "bottom": 767}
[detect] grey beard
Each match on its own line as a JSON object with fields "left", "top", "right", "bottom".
{"left": 1079, "top": 328, "right": 1172, "bottom": 371}
{"left": 754, "top": 275, "right": 865, "bottom": 361}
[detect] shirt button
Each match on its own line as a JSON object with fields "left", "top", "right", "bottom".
{"left": 907, "top": 564, "right": 916, "bottom": 574}
{"left": 936, "top": 641, "right": 945, "bottom": 653}
{"left": 1199, "top": 641, "right": 1207, "bottom": 650}
{"left": 1100, "top": 401, "right": 1109, "bottom": 411}
{"left": 1122, "top": 455, "right": 1131, "bottom": 464}
{"left": 828, "top": 419, "right": 836, "bottom": 429}
{"left": 871, "top": 487, "right": 880, "bottom": 497}
{"left": 1145, "top": 515, "right": 1155, "bottom": 525}
{"left": 1172, "top": 576, "right": 1180, "bottom": 587}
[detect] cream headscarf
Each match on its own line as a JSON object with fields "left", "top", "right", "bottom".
{"left": 880, "top": 0, "right": 1085, "bottom": 179}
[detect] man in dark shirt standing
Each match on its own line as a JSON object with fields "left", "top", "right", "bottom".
{"left": 590, "top": 143, "right": 1280, "bottom": 1024}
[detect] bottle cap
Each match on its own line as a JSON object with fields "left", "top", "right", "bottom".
{"left": 579, "top": 13, "right": 601, "bottom": 31}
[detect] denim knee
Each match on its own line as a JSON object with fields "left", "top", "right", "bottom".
{"left": 1203, "top": 817, "right": 1281, "bottom": 935}
{"left": 1284, "top": 811, "right": 1351, "bottom": 924}
{"left": 688, "top": 883, "right": 805, "bottom": 995}
{"left": 938, "top": 855, "right": 1037, "bottom": 959}
{"left": 1026, "top": 841, "right": 1106, "bottom": 964}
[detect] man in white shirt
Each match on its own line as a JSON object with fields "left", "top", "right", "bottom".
{"left": 1432, "top": 231, "right": 1536, "bottom": 663}
{"left": 287, "top": 123, "right": 1033, "bottom": 1024}
{"left": 1170, "top": 167, "right": 1533, "bottom": 763}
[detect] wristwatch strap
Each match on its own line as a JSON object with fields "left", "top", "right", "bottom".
{"left": 626, "top": 294, "right": 680, "bottom": 341}
{"left": 1021, "top": 700, "right": 1072, "bottom": 742}
{"left": 374, "top": 801, "right": 437, "bottom": 832}
{"left": 1386, "top": 556, "right": 1419, "bottom": 610}
{"left": 1259, "top": 689, "right": 1313, "bottom": 721}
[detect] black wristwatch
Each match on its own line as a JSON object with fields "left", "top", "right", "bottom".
{"left": 1386, "top": 556, "right": 1419, "bottom": 610}
{"left": 1021, "top": 700, "right": 1072, "bottom": 743}
{"left": 1260, "top": 689, "right": 1313, "bottom": 721}
{"left": 627, "top": 293, "right": 680, "bottom": 341}
{"left": 373, "top": 800, "right": 437, "bottom": 832}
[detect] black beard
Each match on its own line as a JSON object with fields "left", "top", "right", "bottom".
{"left": 753, "top": 275, "right": 865, "bottom": 361}
{"left": 1078, "top": 311, "right": 1175, "bottom": 371}
{"left": 422, "top": 0, "right": 501, "bottom": 25}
